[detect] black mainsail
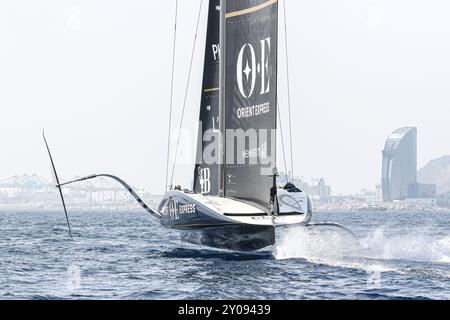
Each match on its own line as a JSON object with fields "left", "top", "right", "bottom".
{"left": 194, "top": 0, "right": 278, "bottom": 212}
{"left": 222, "top": 0, "right": 278, "bottom": 211}
{"left": 194, "top": 0, "right": 221, "bottom": 196}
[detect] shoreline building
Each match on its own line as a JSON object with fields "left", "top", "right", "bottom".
{"left": 381, "top": 127, "right": 436, "bottom": 202}
{"left": 382, "top": 127, "right": 418, "bottom": 202}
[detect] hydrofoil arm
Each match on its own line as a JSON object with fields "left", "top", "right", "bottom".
{"left": 58, "top": 174, "right": 161, "bottom": 220}
{"left": 43, "top": 130, "right": 161, "bottom": 240}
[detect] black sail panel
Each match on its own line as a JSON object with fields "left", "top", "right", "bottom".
{"left": 194, "top": 0, "right": 221, "bottom": 195}
{"left": 223, "top": 0, "right": 278, "bottom": 210}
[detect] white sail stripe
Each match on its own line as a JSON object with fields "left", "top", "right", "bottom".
{"left": 225, "top": 0, "right": 278, "bottom": 19}
{"left": 204, "top": 87, "right": 220, "bottom": 92}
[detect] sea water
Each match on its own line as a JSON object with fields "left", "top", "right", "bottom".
{"left": 1, "top": 210, "right": 450, "bottom": 300}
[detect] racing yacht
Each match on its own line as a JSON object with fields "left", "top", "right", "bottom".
{"left": 44, "top": 0, "right": 352, "bottom": 252}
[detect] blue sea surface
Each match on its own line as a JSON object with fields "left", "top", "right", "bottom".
{"left": 1, "top": 210, "right": 450, "bottom": 300}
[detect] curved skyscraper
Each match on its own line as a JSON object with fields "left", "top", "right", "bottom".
{"left": 382, "top": 127, "right": 417, "bottom": 202}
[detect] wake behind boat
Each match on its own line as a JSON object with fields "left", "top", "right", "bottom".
{"left": 43, "top": 0, "right": 354, "bottom": 252}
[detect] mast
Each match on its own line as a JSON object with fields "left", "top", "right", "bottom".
{"left": 219, "top": 0, "right": 226, "bottom": 197}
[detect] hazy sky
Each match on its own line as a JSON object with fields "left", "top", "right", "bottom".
{"left": 1, "top": 0, "right": 450, "bottom": 195}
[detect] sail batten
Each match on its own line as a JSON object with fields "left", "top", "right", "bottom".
{"left": 225, "top": 0, "right": 278, "bottom": 19}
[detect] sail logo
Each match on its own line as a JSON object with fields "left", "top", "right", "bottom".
{"left": 212, "top": 44, "right": 220, "bottom": 61}
{"left": 236, "top": 37, "right": 271, "bottom": 98}
{"left": 199, "top": 167, "right": 211, "bottom": 194}
{"left": 242, "top": 142, "right": 267, "bottom": 160}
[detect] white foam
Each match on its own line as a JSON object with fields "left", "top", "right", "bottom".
{"left": 360, "top": 229, "right": 450, "bottom": 264}
{"left": 273, "top": 226, "right": 450, "bottom": 274}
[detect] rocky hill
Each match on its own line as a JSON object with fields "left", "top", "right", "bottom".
{"left": 418, "top": 156, "right": 450, "bottom": 194}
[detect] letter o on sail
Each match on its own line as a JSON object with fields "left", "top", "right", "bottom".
{"left": 237, "top": 43, "right": 257, "bottom": 98}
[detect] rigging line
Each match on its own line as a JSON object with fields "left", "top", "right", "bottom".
{"left": 283, "top": 0, "right": 295, "bottom": 180}
{"left": 165, "top": 0, "right": 179, "bottom": 192}
{"left": 170, "top": 0, "right": 204, "bottom": 187}
{"left": 277, "top": 102, "right": 289, "bottom": 184}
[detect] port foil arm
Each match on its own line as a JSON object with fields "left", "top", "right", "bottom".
{"left": 43, "top": 130, "right": 161, "bottom": 236}
{"left": 42, "top": 130, "right": 73, "bottom": 239}
{"left": 58, "top": 174, "right": 161, "bottom": 220}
